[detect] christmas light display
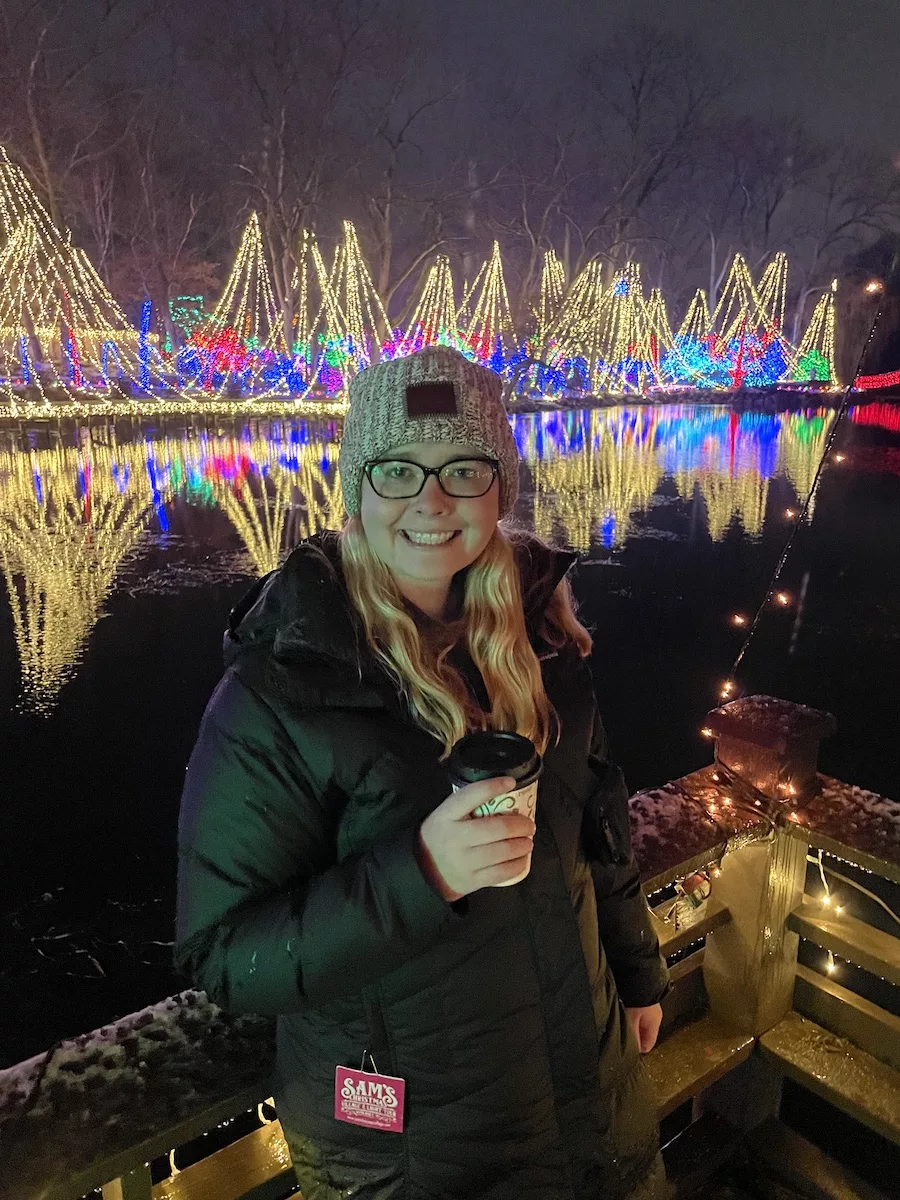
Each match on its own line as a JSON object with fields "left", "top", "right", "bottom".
{"left": 536, "top": 249, "right": 566, "bottom": 347}
{"left": 0, "top": 403, "right": 842, "bottom": 712}
{"left": 168, "top": 296, "right": 205, "bottom": 349}
{"left": 0, "top": 432, "right": 156, "bottom": 711}
{"left": 0, "top": 146, "right": 848, "bottom": 402}
{"left": 385, "top": 254, "right": 461, "bottom": 358}
{"left": 460, "top": 241, "right": 515, "bottom": 365}
{"left": 791, "top": 281, "right": 837, "bottom": 385}
{"left": 545, "top": 260, "right": 605, "bottom": 391}
{"left": 290, "top": 229, "right": 317, "bottom": 362}
{"left": 331, "top": 220, "right": 391, "bottom": 375}
{"left": 205, "top": 211, "right": 283, "bottom": 352}
{"left": 0, "top": 147, "right": 165, "bottom": 399}
{"left": 850, "top": 401, "right": 900, "bottom": 432}
{"left": 856, "top": 369, "right": 900, "bottom": 392}
{"left": 777, "top": 410, "right": 836, "bottom": 520}
{"left": 677, "top": 290, "right": 711, "bottom": 343}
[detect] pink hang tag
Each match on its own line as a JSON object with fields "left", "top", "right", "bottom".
{"left": 335, "top": 1065, "right": 406, "bottom": 1132}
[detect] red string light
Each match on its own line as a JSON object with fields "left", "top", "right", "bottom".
{"left": 856, "top": 369, "right": 900, "bottom": 391}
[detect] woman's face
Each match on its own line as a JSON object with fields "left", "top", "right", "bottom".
{"left": 360, "top": 441, "right": 500, "bottom": 600}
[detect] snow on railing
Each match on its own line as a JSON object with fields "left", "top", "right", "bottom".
{"left": 1, "top": 696, "right": 897, "bottom": 1200}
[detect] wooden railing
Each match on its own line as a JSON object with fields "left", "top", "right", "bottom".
{"left": 1, "top": 695, "right": 897, "bottom": 1200}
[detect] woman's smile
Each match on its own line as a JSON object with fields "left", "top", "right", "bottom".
{"left": 398, "top": 529, "right": 462, "bottom": 546}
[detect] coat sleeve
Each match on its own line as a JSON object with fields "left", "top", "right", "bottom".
{"left": 584, "top": 708, "right": 669, "bottom": 1008}
{"left": 175, "top": 670, "right": 460, "bottom": 1015}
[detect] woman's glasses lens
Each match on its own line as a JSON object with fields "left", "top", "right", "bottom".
{"left": 369, "top": 460, "right": 496, "bottom": 498}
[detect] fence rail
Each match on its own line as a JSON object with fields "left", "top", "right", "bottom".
{"left": 1, "top": 695, "right": 898, "bottom": 1200}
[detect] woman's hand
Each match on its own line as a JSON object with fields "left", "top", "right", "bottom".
{"left": 624, "top": 1003, "right": 663, "bottom": 1053}
{"left": 417, "top": 777, "right": 536, "bottom": 901}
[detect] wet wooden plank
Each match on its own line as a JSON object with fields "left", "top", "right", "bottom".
{"left": 48, "top": 1085, "right": 271, "bottom": 1200}
{"left": 668, "top": 946, "right": 705, "bottom": 985}
{"left": 644, "top": 1014, "right": 755, "bottom": 1119}
{"left": 661, "top": 1112, "right": 741, "bottom": 1195}
{"left": 759, "top": 1012, "right": 900, "bottom": 1146}
{"left": 151, "top": 1120, "right": 294, "bottom": 1200}
{"left": 794, "top": 964, "right": 900, "bottom": 1073}
{"left": 101, "top": 1166, "right": 153, "bottom": 1200}
{"left": 651, "top": 897, "right": 731, "bottom": 957}
{"left": 747, "top": 1117, "right": 888, "bottom": 1200}
{"left": 787, "top": 899, "right": 900, "bottom": 987}
{"left": 660, "top": 949, "right": 708, "bottom": 1041}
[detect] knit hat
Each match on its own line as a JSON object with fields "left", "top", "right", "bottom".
{"left": 338, "top": 346, "right": 519, "bottom": 517}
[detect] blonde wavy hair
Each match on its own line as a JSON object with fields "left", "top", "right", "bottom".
{"left": 339, "top": 517, "right": 592, "bottom": 759}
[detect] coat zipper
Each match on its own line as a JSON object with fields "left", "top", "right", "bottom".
{"left": 362, "top": 988, "right": 393, "bottom": 1075}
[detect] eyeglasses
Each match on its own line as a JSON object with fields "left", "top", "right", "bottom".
{"left": 364, "top": 457, "right": 500, "bottom": 500}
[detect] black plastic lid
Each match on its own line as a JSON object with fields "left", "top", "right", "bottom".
{"left": 447, "top": 731, "right": 542, "bottom": 787}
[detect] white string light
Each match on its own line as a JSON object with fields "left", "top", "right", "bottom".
{"left": 807, "top": 852, "right": 900, "bottom": 930}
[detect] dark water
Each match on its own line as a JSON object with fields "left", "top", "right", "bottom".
{"left": 1, "top": 401, "right": 898, "bottom": 1069}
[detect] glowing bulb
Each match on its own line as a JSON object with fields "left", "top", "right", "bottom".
{"left": 826, "top": 952, "right": 836, "bottom": 974}
{"left": 864, "top": 280, "right": 883, "bottom": 294}
{"left": 701, "top": 727, "right": 714, "bottom": 738}
{"left": 833, "top": 453, "right": 846, "bottom": 463}
{"left": 835, "top": 905, "right": 844, "bottom": 915}
{"left": 821, "top": 894, "right": 832, "bottom": 907}
{"left": 731, "top": 614, "right": 747, "bottom": 626}
{"left": 785, "top": 509, "right": 796, "bottom": 518}
{"left": 711, "top": 865, "right": 722, "bottom": 878}
{"left": 775, "top": 592, "right": 791, "bottom": 606}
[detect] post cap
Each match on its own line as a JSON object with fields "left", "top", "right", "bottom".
{"left": 705, "top": 695, "right": 836, "bottom": 754}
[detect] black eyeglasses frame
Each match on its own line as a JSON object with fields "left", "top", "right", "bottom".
{"left": 363, "top": 456, "right": 500, "bottom": 500}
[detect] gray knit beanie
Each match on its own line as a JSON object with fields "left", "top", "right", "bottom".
{"left": 338, "top": 346, "right": 519, "bottom": 517}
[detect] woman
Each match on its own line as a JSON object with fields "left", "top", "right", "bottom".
{"left": 175, "top": 345, "right": 669, "bottom": 1200}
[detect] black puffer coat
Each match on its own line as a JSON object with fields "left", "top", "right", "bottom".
{"left": 175, "top": 531, "right": 668, "bottom": 1200}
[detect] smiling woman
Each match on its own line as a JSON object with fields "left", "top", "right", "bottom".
{"left": 359, "top": 441, "right": 501, "bottom": 619}
{"left": 175, "top": 345, "right": 669, "bottom": 1200}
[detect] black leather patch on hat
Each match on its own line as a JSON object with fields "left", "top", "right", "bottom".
{"left": 405, "top": 381, "right": 458, "bottom": 417}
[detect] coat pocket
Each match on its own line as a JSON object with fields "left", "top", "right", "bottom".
{"left": 581, "top": 755, "right": 632, "bottom": 866}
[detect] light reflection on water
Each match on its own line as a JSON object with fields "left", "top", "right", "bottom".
{"left": 0, "top": 404, "right": 839, "bottom": 714}
{"left": 2, "top": 400, "right": 899, "bottom": 1067}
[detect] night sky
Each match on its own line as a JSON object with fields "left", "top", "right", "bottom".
{"left": 439, "top": 0, "right": 900, "bottom": 151}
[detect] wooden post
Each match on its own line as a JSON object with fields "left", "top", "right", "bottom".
{"left": 702, "top": 827, "right": 807, "bottom": 1037}
{"left": 702, "top": 694, "right": 836, "bottom": 806}
{"left": 697, "top": 696, "right": 836, "bottom": 1129}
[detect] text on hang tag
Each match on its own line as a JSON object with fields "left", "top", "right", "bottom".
{"left": 334, "top": 1065, "right": 406, "bottom": 1132}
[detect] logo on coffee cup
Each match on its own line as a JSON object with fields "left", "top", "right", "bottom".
{"left": 473, "top": 793, "right": 517, "bottom": 817}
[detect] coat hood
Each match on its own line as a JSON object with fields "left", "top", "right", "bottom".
{"left": 223, "top": 529, "right": 578, "bottom": 690}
